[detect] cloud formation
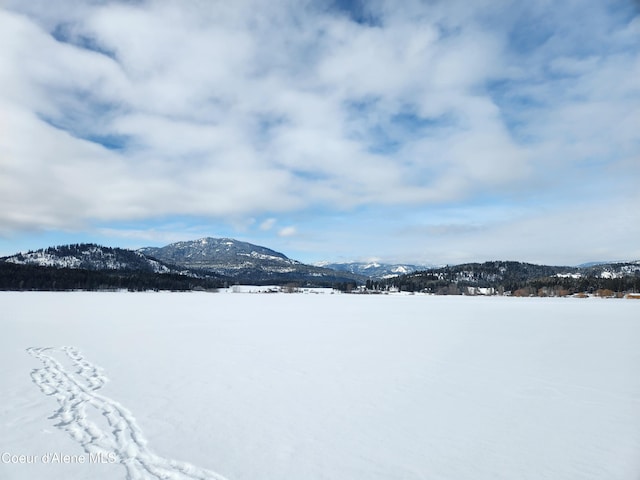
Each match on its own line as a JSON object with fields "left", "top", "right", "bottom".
{"left": 1, "top": 0, "right": 638, "bottom": 263}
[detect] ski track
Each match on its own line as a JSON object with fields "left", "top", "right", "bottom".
{"left": 27, "top": 346, "right": 230, "bottom": 480}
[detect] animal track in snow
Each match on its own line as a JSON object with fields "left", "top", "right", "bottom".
{"left": 27, "top": 346, "right": 230, "bottom": 480}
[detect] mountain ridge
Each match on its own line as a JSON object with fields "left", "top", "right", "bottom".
{"left": 385, "top": 260, "right": 640, "bottom": 295}
{"left": 3, "top": 243, "right": 178, "bottom": 273}
{"left": 316, "top": 261, "right": 430, "bottom": 279}
{"left": 1, "top": 238, "right": 639, "bottom": 294}
{"left": 139, "top": 237, "right": 363, "bottom": 285}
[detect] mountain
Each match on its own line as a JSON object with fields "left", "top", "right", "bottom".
{"left": 139, "top": 238, "right": 363, "bottom": 285}
{"left": 0, "top": 239, "right": 363, "bottom": 290}
{"left": 316, "top": 261, "right": 427, "bottom": 279}
{"left": 0, "top": 243, "right": 225, "bottom": 291}
{"left": 3, "top": 244, "right": 177, "bottom": 273}
{"left": 139, "top": 238, "right": 294, "bottom": 272}
{"left": 2, "top": 240, "right": 637, "bottom": 294}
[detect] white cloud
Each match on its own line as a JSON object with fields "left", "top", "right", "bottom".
{"left": 0, "top": 0, "right": 638, "bottom": 263}
{"left": 278, "top": 226, "right": 297, "bottom": 237}
{"left": 0, "top": 2, "right": 528, "bottom": 225}
{"left": 259, "top": 218, "right": 277, "bottom": 231}
{"left": 277, "top": 188, "right": 640, "bottom": 266}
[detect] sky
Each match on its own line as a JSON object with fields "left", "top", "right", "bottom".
{"left": 1, "top": 0, "right": 639, "bottom": 266}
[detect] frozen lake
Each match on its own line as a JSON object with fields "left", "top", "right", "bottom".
{"left": 1, "top": 292, "right": 639, "bottom": 479}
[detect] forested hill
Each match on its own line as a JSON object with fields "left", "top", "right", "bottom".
{"left": 0, "top": 244, "right": 223, "bottom": 291}
{"left": 138, "top": 237, "right": 363, "bottom": 285}
{"left": 0, "top": 241, "right": 361, "bottom": 291}
{"left": 2, "top": 244, "right": 178, "bottom": 273}
{"left": 1, "top": 241, "right": 638, "bottom": 294}
{"left": 383, "top": 260, "right": 640, "bottom": 295}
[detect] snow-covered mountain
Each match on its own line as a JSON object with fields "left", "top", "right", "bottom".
{"left": 0, "top": 239, "right": 363, "bottom": 288}
{"left": 3, "top": 239, "right": 637, "bottom": 293}
{"left": 2, "top": 244, "right": 176, "bottom": 273}
{"left": 140, "top": 238, "right": 296, "bottom": 272}
{"left": 139, "top": 238, "right": 363, "bottom": 284}
{"left": 316, "top": 261, "right": 428, "bottom": 279}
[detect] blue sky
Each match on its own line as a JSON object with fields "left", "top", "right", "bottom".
{"left": 1, "top": 0, "right": 639, "bottom": 265}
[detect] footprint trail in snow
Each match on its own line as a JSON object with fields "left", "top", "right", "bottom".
{"left": 27, "top": 346, "right": 230, "bottom": 480}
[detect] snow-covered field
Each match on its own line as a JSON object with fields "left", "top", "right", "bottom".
{"left": 1, "top": 292, "right": 639, "bottom": 480}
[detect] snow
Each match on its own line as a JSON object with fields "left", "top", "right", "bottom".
{"left": 1, "top": 293, "right": 639, "bottom": 480}
{"left": 5, "top": 248, "right": 171, "bottom": 273}
{"left": 236, "top": 251, "right": 291, "bottom": 263}
{"left": 555, "top": 272, "right": 583, "bottom": 279}
{"left": 225, "top": 286, "right": 338, "bottom": 294}
{"left": 6, "top": 251, "right": 83, "bottom": 269}
{"left": 362, "top": 262, "right": 381, "bottom": 269}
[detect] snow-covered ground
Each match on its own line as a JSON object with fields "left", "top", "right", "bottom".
{"left": 1, "top": 292, "right": 639, "bottom": 480}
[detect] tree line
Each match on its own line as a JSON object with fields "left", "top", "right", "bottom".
{"left": 0, "top": 263, "right": 223, "bottom": 291}
{"left": 0, "top": 262, "right": 358, "bottom": 292}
